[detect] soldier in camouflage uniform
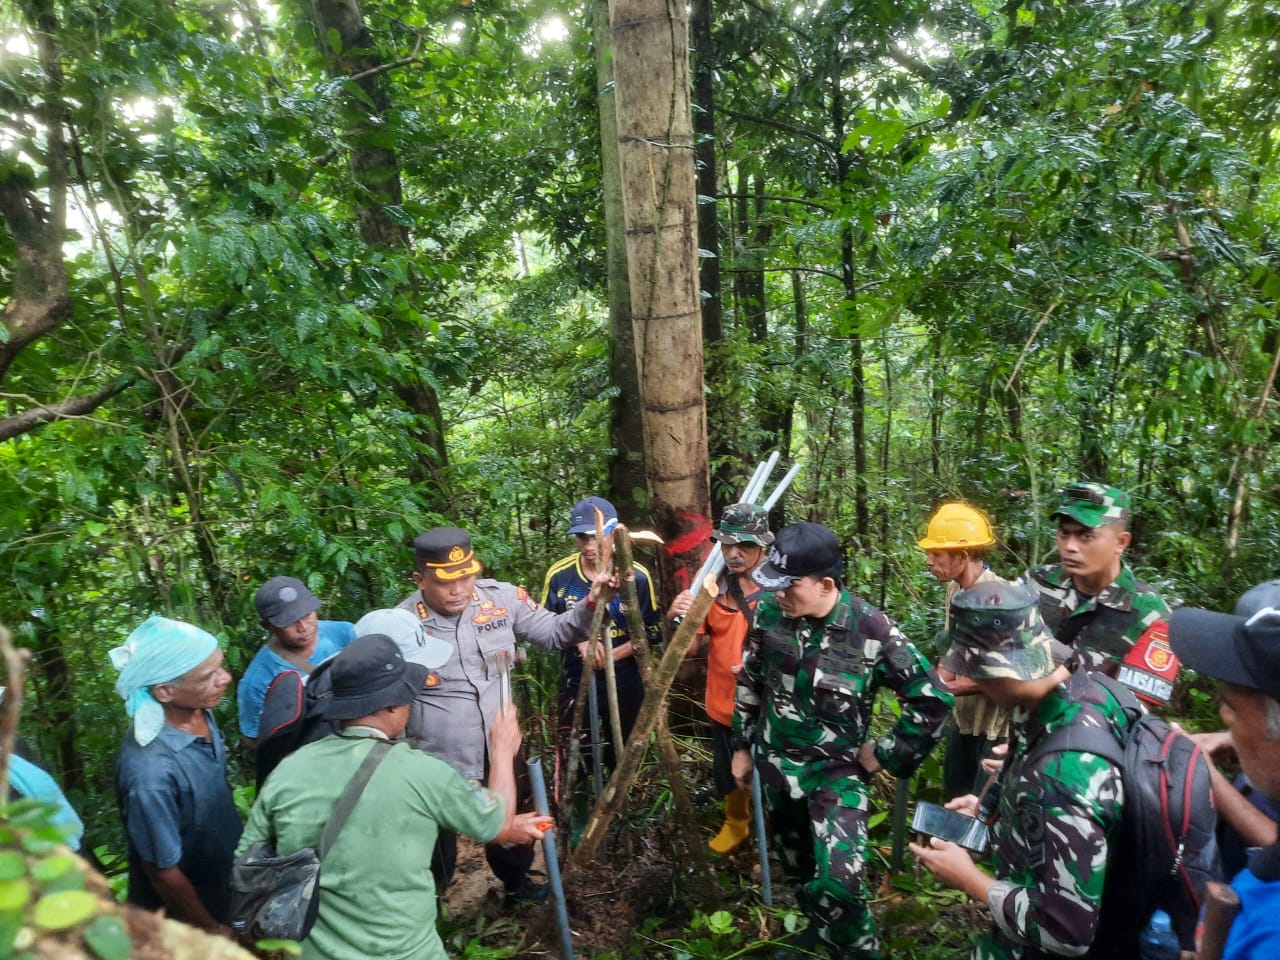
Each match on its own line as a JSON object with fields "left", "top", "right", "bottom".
{"left": 1025, "top": 482, "right": 1177, "bottom": 707}
{"left": 911, "top": 581, "right": 1129, "bottom": 960}
{"left": 731, "top": 523, "right": 952, "bottom": 958}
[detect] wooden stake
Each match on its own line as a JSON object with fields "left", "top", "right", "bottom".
{"left": 613, "top": 526, "right": 708, "bottom": 873}
{"left": 595, "top": 509, "right": 626, "bottom": 759}
{"left": 571, "top": 573, "right": 718, "bottom": 866}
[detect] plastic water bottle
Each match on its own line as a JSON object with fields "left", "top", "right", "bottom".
{"left": 1137, "top": 909, "right": 1180, "bottom": 960}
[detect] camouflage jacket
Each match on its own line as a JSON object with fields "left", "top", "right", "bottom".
{"left": 1025, "top": 563, "right": 1170, "bottom": 676}
{"left": 733, "top": 590, "right": 951, "bottom": 797}
{"left": 978, "top": 668, "right": 1127, "bottom": 960}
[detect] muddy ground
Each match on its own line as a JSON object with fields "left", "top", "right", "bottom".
{"left": 438, "top": 817, "right": 984, "bottom": 959}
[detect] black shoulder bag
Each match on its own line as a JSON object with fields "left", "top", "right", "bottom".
{"left": 229, "top": 738, "right": 393, "bottom": 944}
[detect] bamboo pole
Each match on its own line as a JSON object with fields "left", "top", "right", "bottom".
{"left": 571, "top": 574, "right": 718, "bottom": 866}
{"left": 561, "top": 601, "right": 608, "bottom": 831}
{"left": 613, "top": 527, "right": 708, "bottom": 873}
{"left": 594, "top": 508, "right": 626, "bottom": 763}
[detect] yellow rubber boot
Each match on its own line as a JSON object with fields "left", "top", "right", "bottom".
{"left": 708, "top": 787, "right": 751, "bottom": 855}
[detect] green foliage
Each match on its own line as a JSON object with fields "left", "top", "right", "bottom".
{"left": 0, "top": 798, "right": 130, "bottom": 958}
{"left": 1, "top": 1, "right": 1278, "bottom": 947}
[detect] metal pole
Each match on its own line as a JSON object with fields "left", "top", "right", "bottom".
{"left": 890, "top": 774, "right": 910, "bottom": 873}
{"left": 585, "top": 676, "right": 604, "bottom": 801}
{"left": 528, "top": 757, "right": 575, "bottom": 960}
{"left": 760, "top": 463, "right": 802, "bottom": 510}
{"left": 749, "top": 765, "right": 773, "bottom": 906}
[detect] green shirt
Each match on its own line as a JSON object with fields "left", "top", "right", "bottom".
{"left": 239, "top": 733, "right": 504, "bottom": 960}
{"left": 1026, "top": 562, "right": 1170, "bottom": 675}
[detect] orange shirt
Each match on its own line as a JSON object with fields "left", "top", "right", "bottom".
{"left": 703, "top": 580, "right": 760, "bottom": 726}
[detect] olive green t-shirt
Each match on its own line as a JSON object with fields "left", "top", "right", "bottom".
{"left": 239, "top": 733, "right": 504, "bottom": 960}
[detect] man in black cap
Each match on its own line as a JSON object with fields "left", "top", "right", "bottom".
{"left": 237, "top": 576, "right": 355, "bottom": 747}
{"left": 1171, "top": 590, "right": 1280, "bottom": 959}
{"left": 667, "top": 502, "right": 773, "bottom": 854}
{"left": 399, "top": 525, "right": 616, "bottom": 903}
{"left": 732, "top": 522, "right": 951, "bottom": 957}
{"left": 1180, "top": 581, "right": 1279, "bottom": 877}
{"left": 238, "top": 634, "right": 547, "bottom": 960}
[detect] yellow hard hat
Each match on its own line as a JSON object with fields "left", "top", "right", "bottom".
{"left": 918, "top": 503, "right": 997, "bottom": 550}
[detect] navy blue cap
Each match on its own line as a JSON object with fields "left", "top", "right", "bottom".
{"left": 569, "top": 496, "right": 618, "bottom": 535}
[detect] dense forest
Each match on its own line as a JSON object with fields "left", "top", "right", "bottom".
{"left": 1, "top": 0, "right": 1277, "bottom": 954}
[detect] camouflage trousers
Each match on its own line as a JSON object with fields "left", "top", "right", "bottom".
{"left": 764, "top": 779, "right": 880, "bottom": 959}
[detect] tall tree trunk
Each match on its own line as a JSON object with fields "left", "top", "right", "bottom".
{"left": 27, "top": 597, "right": 84, "bottom": 795}
{"left": 930, "top": 324, "right": 944, "bottom": 479}
{"left": 309, "top": 0, "right": 450, "bottom": 501}
{"left": 691, "top": 0, "right": 735, "bottom": 507}
{"left": 1071, "top": 343, "right": 1106, "bottom": 478}
{"left": 830, "top": 76, "right": 868, "bottom": 545}
{"left": 609, "top": 0, "right": 711, "bottom": 596}
{"left": 691, "top": 0, "right": 723, "bottom": 348}
{"left": 595, "top": 0, "right": 648, "bottom": 520}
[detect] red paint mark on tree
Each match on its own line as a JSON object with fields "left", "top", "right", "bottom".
{"left": 665, "top": 513, "right": 713, "bottom": 556}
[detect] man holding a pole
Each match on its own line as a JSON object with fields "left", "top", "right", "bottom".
{"left": 668, "top": 502, "right": 773, "bottom": 854}
{"left": 542, "top": 496, "right": 660, "bottom": 828}
{"left": 398, "top": 525, "right": 616, "bottom": 904}
{"left": 733, "top": 522, "right": 951, "bottom": 958}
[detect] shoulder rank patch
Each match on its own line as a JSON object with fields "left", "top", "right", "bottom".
{"left": 416, "top": 601, "right": 428, "bottom": 620}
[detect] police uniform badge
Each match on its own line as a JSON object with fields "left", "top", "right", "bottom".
{"left": 516, "top": 585, "right": 540, "bottom": 611}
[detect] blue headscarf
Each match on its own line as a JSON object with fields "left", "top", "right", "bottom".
{"left": 9, "top": 755, "right": 83, "bottom": 851}
{"left": 110, "top": 616, "right": 219, "bottom": 746}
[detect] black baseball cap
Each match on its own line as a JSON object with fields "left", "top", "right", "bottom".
{"left": 255, "top": 576, "right": 322, "bottom": 629}
{"left": 752, "top": 522, "right": 842, "bottom": 591}
{"left": 314, "top": 634, "right": 430, "bottom": 720}
{"left": 1170, "top": 589, "right": 1280, "bottom": 702}
{"left": 1235, "top": 579, "right": 1280, "bottom": 618}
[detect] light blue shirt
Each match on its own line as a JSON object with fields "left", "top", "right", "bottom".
{"left": 237, "top": 620, "right": 355, "bottom": 737}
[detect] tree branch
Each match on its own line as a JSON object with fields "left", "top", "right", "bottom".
{"left": 720, "top": 107, "right": 836, "bottom": 153}
{"left": 719, "top": 191, "right": 832, "bottom": 212}
{"left": 0, "top": 375, "right": 135, "bottom": 443}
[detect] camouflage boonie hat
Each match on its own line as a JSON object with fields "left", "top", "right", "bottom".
{"left": 942, "top": 581, "right": 1057, "bottom": 682}
{"left": 1050, "top": 481, "right": 1131, "bottom": 528}
{"left": 711, "top": 502, "right": 774, "bottom": 547}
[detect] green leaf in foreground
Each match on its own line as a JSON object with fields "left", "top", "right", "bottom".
{"left": 32, "top": 889, "right": 97, "bottom": 930}
{"left": 84, "top": 914, "right": 132, "bottom": 960}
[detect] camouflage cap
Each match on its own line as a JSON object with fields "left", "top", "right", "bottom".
{"left": 711, "top": 502, "right": 774, "bottom": 547}
{"left": 1050, "top": 481, "right": 1131, "bottom": 528}
{"left": 941, "top": 581, "right": 1058, "bottom": 682}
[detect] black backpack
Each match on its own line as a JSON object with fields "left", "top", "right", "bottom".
{"left": 1025, "top": 674, "right": 1222, "bottom": 956}
{"left": 253, "top": 662, "right": 339, "bottom": 788}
